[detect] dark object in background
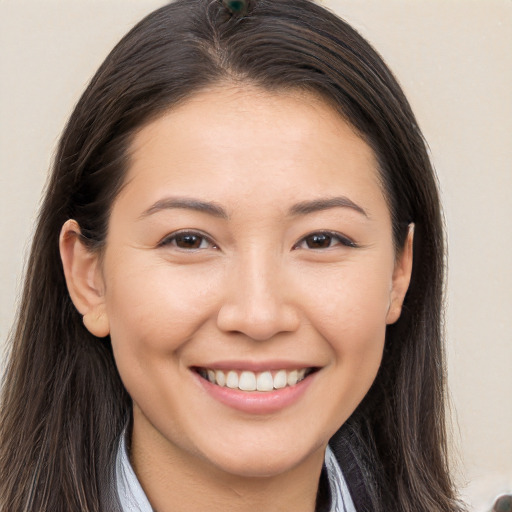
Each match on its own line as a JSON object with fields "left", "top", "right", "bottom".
{"left": 493, "top": 494, "right": 512, "bottom": 512}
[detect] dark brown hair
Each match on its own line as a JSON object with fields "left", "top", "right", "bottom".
{"left": 0, "top": 1, "right": 465, "bottom": 510}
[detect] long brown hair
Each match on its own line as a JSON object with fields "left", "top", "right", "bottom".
{"left": 0, "top": 1, "right": 464, "bottom": 510}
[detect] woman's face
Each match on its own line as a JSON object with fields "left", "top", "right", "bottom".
{"left": 76, "top": 85, "right": 412, "bottom": 478}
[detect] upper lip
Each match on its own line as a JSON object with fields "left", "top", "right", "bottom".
{"left": 191, "top": 360, "right": 320, "bottom": 372}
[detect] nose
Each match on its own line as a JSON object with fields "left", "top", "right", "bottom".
{"left": 216, "top": 251, "right": 300, "bottom": 341}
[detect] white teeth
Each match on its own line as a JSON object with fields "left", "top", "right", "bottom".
{"left": 239, "top": 371, "right": 257, "bottom": 391}
{"left": 226, "top": 371, "right": 239, "bottom": 389}
{"left": 215, "top": 370, "right": 226, "bottom": 387}
{"left": 273, "top": 370, "right": 287, "bottom": 389}
{"left": 201, "top": 368, "right": 310, "bottom": 392}
{"left": 256, "top": 371, "right": 274, "bottom": 391}
{"left": 287, "top": 370, "right": 298, "bottom": 386}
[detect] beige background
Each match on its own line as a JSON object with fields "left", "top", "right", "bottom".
{"left": 1, "top": 1, "right": 511, "bottom": 510}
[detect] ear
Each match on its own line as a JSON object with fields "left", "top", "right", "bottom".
{"left": 59, "top": 219, "right": 110, "bottom": 337}
{"left": 386, "top": 224, "right": 414, "bottom": 325}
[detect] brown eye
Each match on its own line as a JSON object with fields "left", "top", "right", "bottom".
{"left": 160, "top": 231, "right": 215, "bottom": 250}
{"left": 174, "top": 234, "right": 204, "bottom": 249}
{"left": 305, "top": 233, "right": 333, "bottom": 249}
{"left": 294, "top": 231, "right": 357, "bottom": 250}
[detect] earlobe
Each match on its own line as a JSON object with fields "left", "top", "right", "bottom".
{"left": 386, "top": 224, "right": 414, "bottom": 325}
{"left": 59, "top": 219, "right": 110, "bottom": 338}
{"left": 82, "top": 307, "right": 110, "bottom": 338}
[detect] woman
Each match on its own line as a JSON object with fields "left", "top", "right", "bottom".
{"left": 0, "top": 0, "right": 465, "bottom": 510}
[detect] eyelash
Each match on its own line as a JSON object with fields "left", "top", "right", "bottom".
{"left": 293, "top": 231, "right": 358, "bottom": 250}
{"left": 159, "top": 230, "right": 357, "bottom": 251}
{"left": 158, "top": 230, "right": 217, "bottom": 250}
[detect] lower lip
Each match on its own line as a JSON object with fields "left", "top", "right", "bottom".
{"left": 193, "top": 371, "right": 316, "bottom": 415}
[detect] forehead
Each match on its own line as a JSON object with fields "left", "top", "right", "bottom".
{"left": 121, "top": 85, "right": 386, "bottom": 219}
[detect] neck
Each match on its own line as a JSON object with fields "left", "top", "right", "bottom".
{"left": 129, "top": 413, "right": 326, "bottom": 512}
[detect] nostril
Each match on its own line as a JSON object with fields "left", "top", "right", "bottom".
{"left": 216, "top": 303, "right": 300, "bottom": 341}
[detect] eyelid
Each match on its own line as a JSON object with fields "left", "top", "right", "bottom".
{"left": 293, "top": 230, "right": 358, "bottom": 250}
{"left": 158, "top": 229, "right": 218, "bottom": 250}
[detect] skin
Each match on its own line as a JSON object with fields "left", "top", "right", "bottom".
{"left": 60, "top": 85, "right": 413, "bottom": 512}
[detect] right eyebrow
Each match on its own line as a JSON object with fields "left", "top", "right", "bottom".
{"left": 139, "top": 197, "right": 229, "bottom": 219}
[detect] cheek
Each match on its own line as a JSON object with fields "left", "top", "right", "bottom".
{"left": 309, "top": 265, "right": 391, "bottom": 417}
{"left": 103, "top": 259, "right": 224, "bottom": 420}
{"left": 104, "top": 257, "right": 222, "bottom": 357}
{"left": 300, "top": 261, "right": 393, "bottom": 339}
{"left": 296, "top": 259, "right": 392, "bottom": 388}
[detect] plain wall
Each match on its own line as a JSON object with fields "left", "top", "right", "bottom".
{"left": 1, "top": 1, "right": 511, "bottom": 510}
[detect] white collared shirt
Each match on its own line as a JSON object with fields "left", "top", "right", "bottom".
{"left": 116, "top": 434, "right": 356, "bottom": 512}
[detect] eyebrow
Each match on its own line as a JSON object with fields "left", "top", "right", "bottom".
{"left": 140, "top": 197, "right": 229, "bottom": 219}
{"left": 288, "top": 196, "right": 368, "bottom": 218}
{"left": 140, "top": 195, "right": 368, "bottom": 220}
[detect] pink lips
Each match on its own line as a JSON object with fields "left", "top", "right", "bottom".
{"left": 193, "top": 368, "right": 316, "bottom": 415}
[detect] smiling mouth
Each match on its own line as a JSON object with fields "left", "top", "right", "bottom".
{"left": 194, "top": 367, "right": 318, "bottom": 392}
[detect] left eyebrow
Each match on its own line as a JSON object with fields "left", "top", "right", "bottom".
{"left": 288, "top": 196, "right": 369, "bottom": 218}
{"left": 139, "top": 197, "right": 229, "bottom": 219}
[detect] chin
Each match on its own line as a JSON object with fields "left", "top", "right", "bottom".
{"left": 196, "top": 436, "right": 325, "bottom": 479}
{"left": 210, "top": 453, "right": 305, "bottom": 479}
